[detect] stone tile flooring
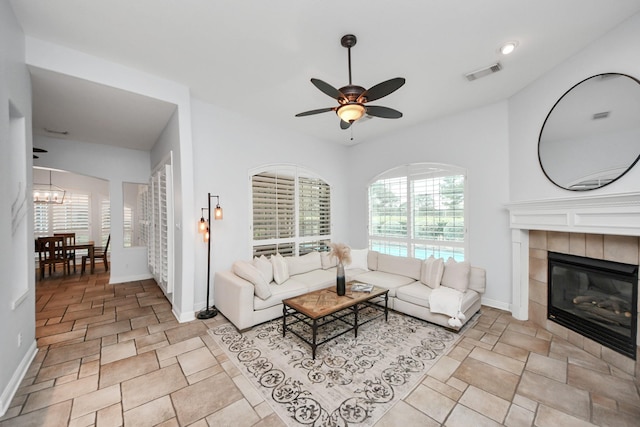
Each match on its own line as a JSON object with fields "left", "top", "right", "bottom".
{"left": 1, "top": 271, "right": 639, "bottom": 426}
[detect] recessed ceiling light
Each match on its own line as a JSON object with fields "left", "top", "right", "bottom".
{"left": 499, "top": 41, "right": 518, "bottom": 55}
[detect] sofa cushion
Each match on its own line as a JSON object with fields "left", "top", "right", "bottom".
{"left": 253, "top": 255, "right": 273, "bottom": 283}
{"left": 420, "top": 256, "right": 444, "bottom": 289}
{"left": 292, "top": 269, "right": 335, "bottom": 289}
{"left": 346, "top": 248, "right": 369, "bottom": 271}
{"left": 320, "top": 251, "right": 338, "bottom": 269}
{"left": 253, "top": 279, "right": 309, "bottom": 310}
{"left": 233, "top": 261, "right": 272, "bottom": 300}
{"left": 396, "top": 282, "right": 480, "bottom": 313}
{"left": 441, "top": 258, "right": 470, "bottom": 292}
{"left": 352, "top": 270, "right": 416, "bottom": 297}
{"left": 469, "top": 267, "right": 486, "bottom": 294}
{"left": 377, "top": 253, "right": 422, "bottom": 280}
{"left": 271, "top": 253, "right": 290, "bottom": 285}
{"left": 286, "top": 251, "right": 322, "bottom": 276}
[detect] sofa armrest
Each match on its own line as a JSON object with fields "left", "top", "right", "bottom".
{"left": 214, "top": 270, "right": 256, "bottom": 330}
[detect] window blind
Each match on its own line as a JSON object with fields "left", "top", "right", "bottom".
{"left": 251, "top": 168, "right": 331, "bottom": 258}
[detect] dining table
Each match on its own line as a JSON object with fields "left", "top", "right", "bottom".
{"left": 70, "top": 241, "right": 95, "bottom": 274}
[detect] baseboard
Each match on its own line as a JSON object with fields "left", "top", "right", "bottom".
{"left": 108, "top": 273, "right": 154, "bottom": 284}
{"left": 172, "top": 307, "right": 195, "bottom": 324}
{"left": 480, "top": 297, "right": 511, "bottom": 312}
{"left": 0, "top": 340, "right": 38, "bottom": 417}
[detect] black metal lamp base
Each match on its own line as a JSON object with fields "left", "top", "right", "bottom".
{"left": 196, "top": 307, "right": 218, "bottom": 319}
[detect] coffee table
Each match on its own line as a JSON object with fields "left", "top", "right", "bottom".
{"left": 282, "top": 282, "right": 389, "bottom": 359}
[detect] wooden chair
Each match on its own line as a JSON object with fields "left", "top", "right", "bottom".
{"left": 54, "top": 232, "right": 76, "bottom": 273}
{"left": 81, "top": 234, "right": 110, "bottom": 274}
{"left": 37, "top": 236, "right": 71, "bottom": 279}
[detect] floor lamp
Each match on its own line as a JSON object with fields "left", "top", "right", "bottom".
{"left": 197, "top": 193, "right": 223, "bottom": 319}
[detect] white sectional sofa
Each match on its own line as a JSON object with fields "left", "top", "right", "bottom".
{"left": 214, "top": 249, "right": 486, "bottom": 332}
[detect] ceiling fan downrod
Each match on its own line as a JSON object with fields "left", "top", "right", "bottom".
{"left": 341, "top": 34, "right": 357, "bottom": 86}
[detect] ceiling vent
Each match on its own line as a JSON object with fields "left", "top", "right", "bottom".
{"left": 465, "top": 62, "right": 502, "bottom": 81}
{"left": 592, "top": 111, "right": 610, "bottom": 120}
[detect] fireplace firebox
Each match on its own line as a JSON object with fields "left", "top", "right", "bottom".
{"left": 547, "top": 252, "right": 638, "bottom": 359}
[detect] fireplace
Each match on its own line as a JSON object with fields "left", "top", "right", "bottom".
{"left": 547, "top": 251, "right": 638, "bottom": 359}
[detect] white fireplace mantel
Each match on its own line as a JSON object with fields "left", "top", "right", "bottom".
{"left": 505, "top": 192, "right": 640, "bottom": 320}
{"left": 506, "top": 191, "right": 640, "bottom": 237}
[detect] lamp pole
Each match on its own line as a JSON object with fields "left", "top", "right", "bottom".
{"left": 197, "top": 193, "right": 219, "bottom": 319}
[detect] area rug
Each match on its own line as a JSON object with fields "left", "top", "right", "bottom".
{"left": 208, "top": 309, "right": 466, "bottom": 426}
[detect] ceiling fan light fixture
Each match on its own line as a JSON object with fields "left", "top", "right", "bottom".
{"left": 337, "top": 103, "right": 365, "bottom": 123}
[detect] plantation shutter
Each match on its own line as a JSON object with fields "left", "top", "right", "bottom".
{"left": 252, "top": 171, "right": 295, "bottom": 241}
{"left": 298, "top": 176, "right": 331, "bottom": 237}
{"left": 148, "top": 160, "right": 174, "bottom": 295}
{"left": 100, "top": 197, "right": 110, "bottom": 246}
{"left": 51, "top": 193, "right": 91, "bottom": 243}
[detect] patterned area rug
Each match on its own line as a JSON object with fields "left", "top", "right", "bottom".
{"left": 208, "top": 309, "right": 465, "bottom": 426}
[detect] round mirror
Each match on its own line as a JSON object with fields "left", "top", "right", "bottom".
{"left": 538, "top": 73, "right": 640, "bottom": 191}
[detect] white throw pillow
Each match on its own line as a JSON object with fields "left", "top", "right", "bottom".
{"left": 271, "top": 253, "right": 290, "bottom": 285}
{"left": 233, "top": 261, "right": 272, "bottom": 300}
{"left": 253, "top": 255, "right": 273, "bottom": 283}
{"left": 346, "top": 248, "right": 369, "bottom": 270}
{"left": 320, "top": 251, "right": 338, "bottom": 269}
{"left": 421, "top": 256, "right": 444, "bottom": 289}
{"left": 286, "top": 251, "right": 322, "bottom": 276}
{"left": 441, "top": 257, "right": 470, "bottom": 292}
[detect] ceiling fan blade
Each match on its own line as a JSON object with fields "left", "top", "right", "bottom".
{"left": 340, "top": 120, "right": 352, "bottom": 130}
{"left": 33, "top": 148, "right": 47, "bottom": 153}
{"left": 358, "top": 77, "right": 406, "bottom": 103}
{"left": 295, "top": 107, "right": 336, "bottom": 117}
{"left": 33, "top": 155, "right": 39, "bottom": 159}
{"left": 311, "top": 78, "right": 345, "bottom": 101}
{"left": 365, "top": 105, "right": 403, "bottom": 119}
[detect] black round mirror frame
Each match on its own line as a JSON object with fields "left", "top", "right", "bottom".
{"left": 538, "top": 73, "right": 640, "bottom": 191}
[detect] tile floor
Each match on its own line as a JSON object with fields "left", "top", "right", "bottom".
{"left": 1, "top": 270, "right": 639, "bottom": 426}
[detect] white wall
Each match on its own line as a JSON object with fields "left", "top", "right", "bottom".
{"left": 190, "top": 98, "right": 351, "bottom": 312}
{"left": 346, "top": 101, "right": 512, "bottom": 309}
{"left": 509, "top": 13, "right": 640, "bottom": 201}
{"left": 33, "top": 136, "right": 152, "bottom": 283}
{"left": 0, "top": 2, "right": 36, "bottom": 416}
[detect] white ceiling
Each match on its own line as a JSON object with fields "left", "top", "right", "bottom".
{"left": 11, "top": 0, "right": 640, "bottom": 148}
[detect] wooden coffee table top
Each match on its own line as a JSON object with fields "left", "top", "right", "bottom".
{"left": 282, "top": 282, "right": 387, "bottom": 320}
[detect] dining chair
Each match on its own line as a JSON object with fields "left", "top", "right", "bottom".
{"left": 54, "top": 232, "right": 76, "bottom": 273}
{"left": 37, "top": 236, "right": 71, "bottom": 279}
{"left": 81, "top": 234, "right": 110, "bottom": 274}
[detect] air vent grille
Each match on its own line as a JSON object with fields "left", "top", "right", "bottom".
{"left": 465, "top": 62, "right": 502, "bottom": 81}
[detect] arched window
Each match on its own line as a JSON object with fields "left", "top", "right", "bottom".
{"left": 368, "top": 163, "right": 466, "bottom": 260}
{"left": 251, "top": 166, "right": 331, "bottom": 257}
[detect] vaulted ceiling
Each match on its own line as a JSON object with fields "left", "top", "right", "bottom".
{"left": 11, "top": 0, "right": 640, "bottom": 147}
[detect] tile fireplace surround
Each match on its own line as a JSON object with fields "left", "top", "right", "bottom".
{"left": 507, "top": 192, "right": 640, "bottom": 378}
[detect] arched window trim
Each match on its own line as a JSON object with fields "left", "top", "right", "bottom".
{"left": 368, "top": 163, "right": 468, "bottom": 261}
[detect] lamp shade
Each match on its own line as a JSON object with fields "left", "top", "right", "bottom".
{"left": 337, "top": 103, "right": 365, "bottom": 123}
{"left": 214, "top": 205, "right": 223, "bottom": 220}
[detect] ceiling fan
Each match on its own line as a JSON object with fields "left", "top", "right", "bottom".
{"left": 295, "top": 34, "right": 405, "bottom": 130}
{"left": 33, "top": 147, "right": 47, "bottom": 159}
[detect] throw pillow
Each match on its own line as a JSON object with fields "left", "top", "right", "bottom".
{"left": 421, "top": 255, "right": 444, "bottom": 289}
{"left": 320, "top": 251, "right": 338, "bottom": 269}
{"left": 271, "top": 253, "right": 290, "bottom": 285}
{"left": 253, "top": 255, "right": 273, "bottom": 283}
{"left": 346, "top": 248, "right": 369, "bottom": 270}
{"left": 441, "top": 257, "right": 471, "bottom": 292}
{"left": 232, "top": 261, "right": 272, "bottom": 300}
{"left": 286, "top": 251, "right": 322, "bottom": 276}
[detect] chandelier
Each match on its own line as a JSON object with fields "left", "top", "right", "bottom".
{"left": 33, "top": 170, "right": 66, "bottom": 204}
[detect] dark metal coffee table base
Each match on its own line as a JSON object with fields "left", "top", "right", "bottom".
{"left": 282, "top": 285, "right": 389, "bottom": 359}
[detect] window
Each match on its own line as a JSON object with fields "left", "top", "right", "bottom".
{"left": 368, "top": 164, "right": 466, "bottom": 261}
{"left": 34, "top": 192, "right": 91, "bottom": 242}
{"left": 100, "top": 197, "right": 111, "bottom": 246}
{"left": 251, "top": 167, "right": 331, "bottom": 257}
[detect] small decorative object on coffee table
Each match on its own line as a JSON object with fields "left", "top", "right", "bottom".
{"left": 328, "top": 242, "right": 351, "bottom": 296}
